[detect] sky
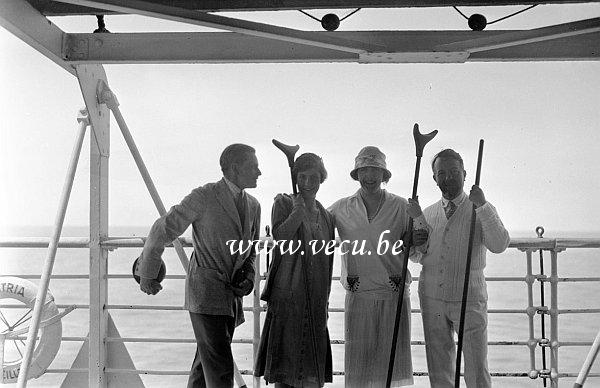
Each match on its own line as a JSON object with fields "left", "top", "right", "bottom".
{"left": 1, "top": 4, "right": 600, "bottom": 236}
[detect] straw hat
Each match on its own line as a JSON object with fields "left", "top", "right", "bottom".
{"left": 350, "top": 146, "right": 392, "bottom": 181}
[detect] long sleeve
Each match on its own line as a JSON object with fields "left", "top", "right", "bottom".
{"left": 476, "top": 202, "right": 510, "bottom": 254}
{"left": 139, "top": 188, "right": 205, "bottom": 278}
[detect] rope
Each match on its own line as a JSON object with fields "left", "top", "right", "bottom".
{"left": 298, "top": 8, "right": 362, "bottom": 24}
{"left": 298, "top": 10, "right": 320, "bottom": 22}
{"left": 340, "top": 8, "right": 361, "bottom": 22}
{"left": 488, "top": 5, "right": 538, "bottom": 25}
{"left": 452, "top": 5, "right": 538, "bottom": 25}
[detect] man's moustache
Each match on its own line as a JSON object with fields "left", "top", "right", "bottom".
{"left": 440, "top": 181, "right": 459, "bottom": 193}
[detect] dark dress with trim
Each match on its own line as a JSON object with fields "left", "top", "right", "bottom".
{"left": 254, "top": 194, "right": 335, "bottom": 387}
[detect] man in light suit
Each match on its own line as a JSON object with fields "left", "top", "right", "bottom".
{"left": 138, "top": 143, "right": 261, "bottom": 388}
{"left": 410, "top": 148, "right": 509, "bottom": 387}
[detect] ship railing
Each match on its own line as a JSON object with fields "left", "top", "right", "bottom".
{"left": 1, "top": 236, "right": 599, "bottom": 387}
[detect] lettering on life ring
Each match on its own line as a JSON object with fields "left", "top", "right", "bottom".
{"left": 0, "top": 277, "right": 62, "bottom": 384}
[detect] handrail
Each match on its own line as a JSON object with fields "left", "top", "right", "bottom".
{"left": 2, "top": 236, "right": 600, "bottom": 249}
{"left": 35, "top": 368, "right": 598, "bottom": 379}
{"left": 6, "top": 334, "right": 594, "bottom": 347}
{"left": 35, "top": 368, "right": 600, "bottom": 379}
{"left": 4, "top": 273, "right": 600, "bottom": 283}
{"left": 2, "top": 303, "right": 598, "bottom": 315}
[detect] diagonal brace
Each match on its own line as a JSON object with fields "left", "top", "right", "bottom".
{"left": 16, "top": 109, "right": 89, "bottom": 388}
{"left": 95, "top": 81, "right": 190, "bottom": 270}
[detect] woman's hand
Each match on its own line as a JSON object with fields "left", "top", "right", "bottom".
{"left": 292, "top": 193, "right": 305, "bottom": 208}
{"left": 407, "top": 198, "right": 423, "bottom": 218}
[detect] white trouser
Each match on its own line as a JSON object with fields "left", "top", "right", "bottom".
{"left": 419, "top": 294, "right": 491, "bottom": 388}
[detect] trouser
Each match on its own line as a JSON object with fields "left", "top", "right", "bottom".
{"left": 188, "top": 312, "right": 236, "bottom": 388}
{"left": 419, "top": 294, "right": 491, "bottom": 388}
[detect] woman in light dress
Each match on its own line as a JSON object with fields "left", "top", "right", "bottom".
{"left": 328, "top": 146, "right": 427, "bottom": 387}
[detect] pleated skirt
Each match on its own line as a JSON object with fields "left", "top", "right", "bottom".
{"left": 345, "top": 291, "right": 413, "bottom": 387}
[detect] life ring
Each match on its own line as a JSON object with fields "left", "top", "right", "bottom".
{"left": 0, "top": 277, "right": 62, "bottom": 384}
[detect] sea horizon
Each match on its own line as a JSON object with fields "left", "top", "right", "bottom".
{"left": 3, "top": 224, "right": 600, "bottom": 239}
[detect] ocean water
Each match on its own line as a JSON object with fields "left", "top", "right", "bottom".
{"left": 1, "top": 227, "right": 599, "bottom": 387}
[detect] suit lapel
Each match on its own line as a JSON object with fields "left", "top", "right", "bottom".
{"left": 242, "top": 198, "right": 258, "bottom": 252}
{"left": 240, "top": 195, "right": 247, "bottom": 237}
{"left": 232, "top": 196, "right": 256, "bottom": 276}
{"left": 214, "top": 179, "right": 242, "bottom": 234}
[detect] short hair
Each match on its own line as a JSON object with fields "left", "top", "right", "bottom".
{"left": 431, "top": 149, "right": 464, "bottom": 171}
{"left": 220, "top": 144, "right": 256, "bottom": 173}
{"left": 292, "top": 153, "right": 327, "bottom": 183}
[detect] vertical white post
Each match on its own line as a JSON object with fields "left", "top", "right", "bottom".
{"left": 76, "top": 65, "right": 110, "bottom": 388}
{"left": 16, "top": 109, "right": 88, "bottom": 388}
{"left": 525, "top": 250, "right": 538, "bottom": 378}
{"left": 550, "top": 249, "right": 559, "bottom": 388}
{"left": 252, "top": 243, "right": 263, "bottom": 388}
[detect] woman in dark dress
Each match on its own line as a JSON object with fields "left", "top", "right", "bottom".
{"left": 255, "top": 153, "right": 335, "bottom": 388}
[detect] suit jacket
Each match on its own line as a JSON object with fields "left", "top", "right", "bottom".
{"left": 414, "top": 193, "right": 509, "bottom": 302}
{"left": 139, "top": 178, "right": 261, "bottom": 325}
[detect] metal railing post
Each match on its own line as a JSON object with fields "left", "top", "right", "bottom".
{"left": 550, "top": 248, "right": 560, "bottom": 387}
{"left": 525, "top": 250, "right": 539, "bottom": 379}
{"left": 16, "top": 109, "right": 88, "bottom": 387}
{"left": 252, "top": 241, "right": 264, "bottom": 388}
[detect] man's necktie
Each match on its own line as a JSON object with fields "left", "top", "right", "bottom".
{"left": 444, "top": 201, "right": 457, "bottom": 219}
{"left": 236, "top": 191, "right": 245, "bottom": 227}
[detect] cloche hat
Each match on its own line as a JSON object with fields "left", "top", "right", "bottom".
{"left": 350, "top": 146, "right": 392, "bottom": 182}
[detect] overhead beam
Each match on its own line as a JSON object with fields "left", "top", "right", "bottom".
{"left": 32, "top": 0, "right": 600, "bottom": 15}
{"left": 0, "top": 0, "right": 74, "bottom": 75}
{"left": 62, "top": 30, "right": 600, "bottom": 63}
{"left": 436, "top": 17, "right": 600, "bottom": 53}
{"left": 52, "top": 0, "right": 382, "bottom": 54}
{"left": 63, "top": 32, "right": 358, "bottom": 63}
{"left": 468, "top": 32, "right": 600, "bottom": 61}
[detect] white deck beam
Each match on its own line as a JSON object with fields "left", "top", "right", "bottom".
{"left": 436, "top": 17, "right": 600, "bottom": 53}
{"left": 52, "top": 0, "right": 382, "bottom": 54}
{"left": 0, "top": 0, "right": 74, "bottom": 75}
{"left": 62, "top": 30, "right": 600, "bottom": 63}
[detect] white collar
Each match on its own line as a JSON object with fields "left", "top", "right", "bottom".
{"left": 223, "top": 176, "right": 243, "bottom": 197}
{"left": 352, "top": 188, "right": 387, "bottom": 201}
{"left": 441, "top": 191, "right": 466, "bottom": 208}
